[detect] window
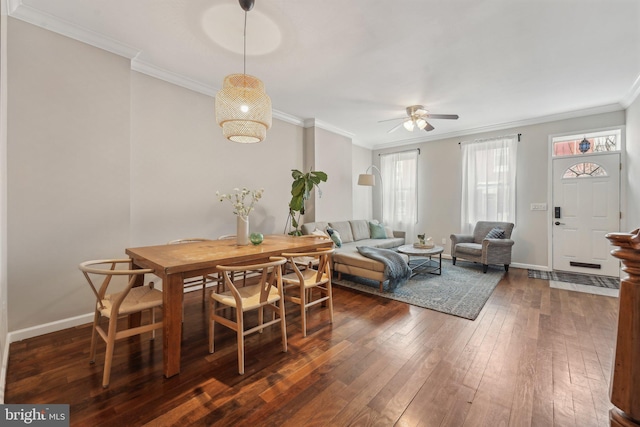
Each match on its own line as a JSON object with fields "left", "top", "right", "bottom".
{"left": 562, "top": 162, "right": 608, "bottom": 178}
{"left": 553, "top": 130, "right": 620, "bottom": 157}
{"left": 460, "top": 134, "right": 518, "bottom": 233}
{"left": 380, "top": 150, "right": 418, "bottom": 238}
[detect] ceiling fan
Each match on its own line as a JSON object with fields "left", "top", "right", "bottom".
{"left": 379, "top": 105, "right": 459, "bottom": 133}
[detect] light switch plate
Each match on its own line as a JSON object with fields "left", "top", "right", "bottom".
{"left": 530, "top": 203, "right": 548, "bottom": 211}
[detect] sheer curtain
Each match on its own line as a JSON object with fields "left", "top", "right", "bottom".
{"left": 380, "top": 150, "right": 418, "bottom": 241}
{"left": 460, "top": 135, "right": 518, "bottom": 234}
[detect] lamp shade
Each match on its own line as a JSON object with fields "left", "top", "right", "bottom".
{"left": 215, "top": 74, "right": 272, "bottom": 143}
{"left": 358, "top": 174, "right": 375, "bottom": 186}
{"left": 403, "top": 119, "right": 415, "bottom": 131}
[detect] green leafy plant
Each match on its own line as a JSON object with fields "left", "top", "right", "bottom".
{"left": 285, "top": 169, "right": 328, "bottom": 236}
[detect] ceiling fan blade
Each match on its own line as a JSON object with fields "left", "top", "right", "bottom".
{"left": 426, "top": 114, "right": 459, "bottom": 120}
{"left": 387, "top": 122, "right": 404, "bottom": 133}
{"left": 423, "top": 121, "right": 435, "bottom": 132}
{"left": 378, "top": 116, "right": 406, "bottom": 123}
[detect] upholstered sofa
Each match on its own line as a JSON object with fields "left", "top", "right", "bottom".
{"left": 301, "top": 220, "right": 406, "bottom": 291}
{"left": 450, "top": 221, "right": 515, "bottom": 273}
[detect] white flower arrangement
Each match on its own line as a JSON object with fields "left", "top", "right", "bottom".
{"left": 216, "top": 187, "right": 264, "bottom": 218}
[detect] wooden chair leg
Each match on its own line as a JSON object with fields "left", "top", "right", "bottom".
{"left": 151, "top": 308, "right": 156, "bottom": 340}
{"left": 327, "top": 283, "right": 334, "bottom": 324}
{"left": 209, "top": 300, "right": 216, "bottom": 354}
{"left": 102, "top": 319, "right": 118, "bottom": 388}
{"left": 89, "top": 310, "right": 100, "bottom": 363}
{"left": 300, "top": 285, "right": 307, "bottom": 337}
{"left": 279, "top": 301, "right": 287, "bottom": 352}
{"left": 236, "top": 310, "right": 245, "bottom": 375}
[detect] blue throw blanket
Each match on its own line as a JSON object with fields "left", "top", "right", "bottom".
{"left": 357, "top": 246, "right": 412, "bottom": 290}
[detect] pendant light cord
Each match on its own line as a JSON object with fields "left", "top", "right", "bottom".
{"left": 243, "top": 11, "right": 247, "bottom": 76}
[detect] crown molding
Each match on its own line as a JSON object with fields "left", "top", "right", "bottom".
{"left": 132, "top": 59, "right": 304, "bottom": 126}
{"left": 371, "top": 103, "right": 625, "bottom": 150}
{"left": 303, "top": 119, "right": 355, "bottom": 140}
{"left": 8, "top": 0, "right": 139, "bottom": 59}
{"left": 131, "top": 59, "right": 217, "bottom": 97}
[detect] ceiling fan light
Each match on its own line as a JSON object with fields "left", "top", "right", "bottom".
{"left": 416, "top": 118, "right": 427, "bottom": 130}
{"left": 403, "top": 119, "right": 415, "bottom": 131}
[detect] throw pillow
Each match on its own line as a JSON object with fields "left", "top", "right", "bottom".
{"left": 369, "top": 222, "right": 387, "bottom": 239}
{"left": 384, "top": 226, "right": 394, "bottom": 239}
{"left": 312, "top": 228, "right": 328, "bottom": 237}
{"left": 486, "top": 227, "right": 505, "bottom": 239}
{"left": 326, "top": 227, "right": 342, "bottom": 247}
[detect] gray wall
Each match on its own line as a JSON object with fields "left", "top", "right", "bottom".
{"left": 626, "top": 94, "right": 640, "bottom": 229}
{"left": 375, "top": 110, "right": 627, "bottom": 268}
{"left": 130, "top": 72, "right": 305, "bottom": 244}
{"left": 7, "top": 19, "right": 132, "bottom": 331}
{"left": 352, "top": 144, "right": 374, "bottom": 220}
{"left": 312, "top": 127, "right": 353, "bottom": 222}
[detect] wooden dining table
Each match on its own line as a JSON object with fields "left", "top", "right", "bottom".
{"left": 125, "top": 234, "right": 333, "bottom": 378}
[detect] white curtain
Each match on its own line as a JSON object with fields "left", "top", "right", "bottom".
{"left": 381, "top": 150, "right": 418, "bottom": 241}
{"left": 461, "top": 135, "right": 518, "bottom": 234}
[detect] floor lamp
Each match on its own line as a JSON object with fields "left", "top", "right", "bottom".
{"left": 358, "top": 165, "right": 383, "bottom": 221}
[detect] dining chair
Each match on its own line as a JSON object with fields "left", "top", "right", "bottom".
{"left": 167, "top": 238, "right": 217, "bottom": 300}
{"left": 79, "top": 259, "right": 163, "bottom": 388}
{"left": 209, "top": 256, "right": 288, "bottom": 374}
{"left": 216, "top": 234, "right": 257, "bottom": 289}
{"left": 281, "top": 248, "right": 335, "bottom": 337}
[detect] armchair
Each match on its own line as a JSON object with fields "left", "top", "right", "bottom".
{"left": 450, "top": 221, "right": 515, "bottom": 273}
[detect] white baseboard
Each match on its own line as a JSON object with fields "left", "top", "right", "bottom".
{"left": 7, "top": 312, "right": 94, "bottom": 344}
{"left": 511, "top": 262, "right": 550, "bottom": 271}
{"left": 6, "top": 283, "right": 218, "bottom": 344}
{"left": 443, "top": 253, "right": 549, "bottom": 272}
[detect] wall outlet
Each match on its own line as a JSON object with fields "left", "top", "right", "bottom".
{"left": 441, "top": 238, "right": 446, "bottom": 244}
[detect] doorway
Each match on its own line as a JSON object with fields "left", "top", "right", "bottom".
{"left": 552, "top": 153, "right": 620, "bottom": 277}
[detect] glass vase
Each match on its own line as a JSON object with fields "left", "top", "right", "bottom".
{"left": 236, "top": 215, "right": 249, "bottom": 246}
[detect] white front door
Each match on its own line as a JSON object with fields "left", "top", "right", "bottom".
{"left": 552, "top": 153, "right": 620, "bottom": 277}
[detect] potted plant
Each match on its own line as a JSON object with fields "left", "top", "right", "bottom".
{"left": 285, "top": 169, "right": 328, "bottom": 236}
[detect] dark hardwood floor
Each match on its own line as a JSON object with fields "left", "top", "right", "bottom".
{"left": 5, "top": 267, "right": 619, "bottom": 426}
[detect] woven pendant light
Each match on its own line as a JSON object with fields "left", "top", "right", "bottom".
{"left": 215, "top": 0, "right": 272, "bottom": 143}
{"left": 215, "top": 74, "right": 272, "bottom": 143}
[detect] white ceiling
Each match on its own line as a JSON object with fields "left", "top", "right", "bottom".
{"left": 7, "top": 0, "right": 640, "bottom": 149}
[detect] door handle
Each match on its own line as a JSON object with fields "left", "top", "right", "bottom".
{"left": 554, "top": 221, "right": 565, "bottom": 226}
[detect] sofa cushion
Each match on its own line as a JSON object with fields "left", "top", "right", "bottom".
{"left": 328, "top": 221, "right": 354, "bottom": 243}
{"left": 350, "top": 220, "right": 370, "bottom": 241}
{"left": 341, "top": 238, "right": 404, "bottom": 250}
{"left": 301, "top": 221, "right": 329, "bottom": 235}
{"left": 333, "top": 251, "right": 387, "bottom": 273}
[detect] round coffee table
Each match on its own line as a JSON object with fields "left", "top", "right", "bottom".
{"left": 397, "top": 244, "right": 444, "bottom": 276}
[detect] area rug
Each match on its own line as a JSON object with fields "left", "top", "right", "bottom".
{"left": 333, "top": 259, "right": 504, "bottom": 321}
{"left": 528, "top": 269, "right": 619, "bottom": 289}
